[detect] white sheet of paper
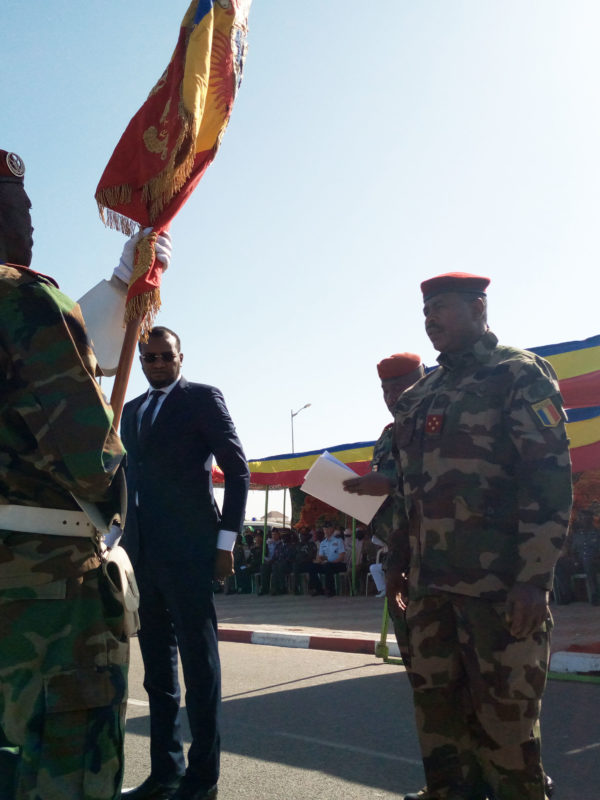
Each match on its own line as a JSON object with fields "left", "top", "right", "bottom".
{"left": 300, "top": 451, "right": 385, "bottom": 525}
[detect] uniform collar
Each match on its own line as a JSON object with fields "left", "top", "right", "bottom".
{"left": 2, "top": 262, "right": 60, "bottom": 288}
{"left": 437, "top": 329, "right": 498, "bottom": 371}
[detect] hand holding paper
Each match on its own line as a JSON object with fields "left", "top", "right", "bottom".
{"left": 301, "top": 451, "right": 386, "bottom": 525}
{"left": 343, "top": 471, "right": 394, "bottom": 496}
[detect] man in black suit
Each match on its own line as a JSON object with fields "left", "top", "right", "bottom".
{"left": 120, "top": 326, "right": 249, "bottom": 800}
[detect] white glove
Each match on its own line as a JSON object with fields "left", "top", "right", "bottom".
{"left": 154, "top": 230, "right": 172, "bottom": 271}
{"left": 113, "top": 227, "right": 172, "bottom": 284}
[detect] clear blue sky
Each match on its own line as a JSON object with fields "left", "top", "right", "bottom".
{"left": 4, "top": 1, "right": 599, "bottom": 518}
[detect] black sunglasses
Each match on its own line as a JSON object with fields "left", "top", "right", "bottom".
{"left": 141, "top": 352, "right": 177, "bottom": 363}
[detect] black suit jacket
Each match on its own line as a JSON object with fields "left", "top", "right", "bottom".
{"left": 120, "top": 377, "right": 249, "bottom": 565}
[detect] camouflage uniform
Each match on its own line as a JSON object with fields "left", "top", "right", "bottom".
{"left": 371, "top": 422, "right": 414, "bottom": 646}
{"left": 370, "top": 423, "right": 399, "bottom": 544}
{"left": 0, "top": 264, "right": 127, "bottom": 800}
{"left": 389, "top": 331, "right": 572, "bottom": 800}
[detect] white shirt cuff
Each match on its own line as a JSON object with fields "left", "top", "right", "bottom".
{"left": 217, "top": 529, "right": 238, "bottom": 551}
{"left": 104, "top": 524, "right": 122, "bottom": 550}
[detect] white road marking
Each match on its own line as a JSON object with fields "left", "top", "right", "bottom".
{"left": 566, "top": 741, "right": 600, "bottom": 755}
{"left": 234, "top": 721, "right": 420, "bottom": 765}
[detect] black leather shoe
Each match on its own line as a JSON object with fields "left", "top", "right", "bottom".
{"left": 171, "top": 785, "right": 217, "bottom": 800}
{"left": 121, "top": 775, "right": 182, "bottom": 799}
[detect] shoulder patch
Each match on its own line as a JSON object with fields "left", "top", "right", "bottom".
{"left": 531, "top": 397, "right": 562, "bottom": 427}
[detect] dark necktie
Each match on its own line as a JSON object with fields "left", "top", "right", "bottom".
{"left": 138, "top": 390, "right": 163, "bottom": 451}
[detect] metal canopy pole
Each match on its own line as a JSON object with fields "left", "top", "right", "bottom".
{"left": 351, "top": 517, "right": 357, "bottom": 595}
{"left": 262, "top": 486, "right": 269, "bottom": 564}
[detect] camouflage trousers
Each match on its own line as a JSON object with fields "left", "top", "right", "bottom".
{"left": 0, "top": 567, "right": 129, "bottom": 800}
{"left": 393, "top": 592, "right": 551, "bottom": 800}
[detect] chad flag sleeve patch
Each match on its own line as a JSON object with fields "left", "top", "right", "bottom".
{"left": 531, "top": 397, "right": 562, "bottom": 427}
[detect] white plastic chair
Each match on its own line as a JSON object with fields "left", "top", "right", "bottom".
{"left": 365, "top": 545, "right": 387, "bottom": 596}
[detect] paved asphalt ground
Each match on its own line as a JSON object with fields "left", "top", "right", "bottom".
{"left": 122, "top": 593, "right": 600, "bottom": 800}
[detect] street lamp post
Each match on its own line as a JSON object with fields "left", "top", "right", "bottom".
{"left": 291, "top": 403, "right": 311, "bottom": 454}
{"left": 288, "top": 403, "right": 311, "bottom": 532}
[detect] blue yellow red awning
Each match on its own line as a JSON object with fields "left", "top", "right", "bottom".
{"left": 213, "top": 442, "right": 374, "bottom": 489}
{"left": 529, "top": 334, "right": 600, "bottom": 409}
{"left": 212, "top": 405, "right": 600, "bottom": 487}
{"left": 565, "top": 406, "right": 600, "bottom": 472}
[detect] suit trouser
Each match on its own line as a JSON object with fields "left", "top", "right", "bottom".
{"left": 135, "top": 558, "right": 220, "bottom": 793}
{"left": 0, "top": 569, "right": 128, "bottom": 800}
{"left": 393, "top": 592, "right": 550, "bottom": 800}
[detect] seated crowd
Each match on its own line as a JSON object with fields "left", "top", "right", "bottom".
{"left": 218, "top": 510, "right": 600, "bottom": 605}
{"left": 553, "top": 504, "right": 600, "bottom": 605}
{"left": 217, "top": 520, "right": 388, "bottom": 598}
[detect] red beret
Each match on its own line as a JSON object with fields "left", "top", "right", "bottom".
{"left": 421, "top": 272, "right": 490, "bottom": 301}
{"left": 0, "top": 150, "right": 25, "bottom": 182}
{"left": 377, "top": 352, "right": 422, "bottom": 381}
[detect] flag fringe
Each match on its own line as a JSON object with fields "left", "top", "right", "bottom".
{"left": 124, "top": 231, "right": 161, "bottom": 340}
{"left": 125, "top": 289, "right": 162, "bottom": 341}
{"left": 142, "top": 103, "right": 197, "bottom": 223}
{"left": 132, "top": 232, "right": 158, "bottom": 283}
{"left": 96, "top": 187, "right": 139, "bottom": 236}
{"left": 95, "top": 101, "right": 196, "bottom": 232}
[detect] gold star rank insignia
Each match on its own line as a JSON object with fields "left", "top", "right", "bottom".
{"left": 425, "top": 414, "right": 443, "bottom": 435}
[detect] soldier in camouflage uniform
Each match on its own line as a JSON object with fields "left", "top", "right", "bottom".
{"left": 387, "top": 273, "right": 571, "bottom": 800}
{"left": 0, "top": 149, "right": 128, "bottom": 800}
{"left": 352, "top": 353, "right": 425, "bottom": 545}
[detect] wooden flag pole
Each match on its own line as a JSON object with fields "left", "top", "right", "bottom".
{"left": 110, "top": 316, "right": 143, "bottom": 429}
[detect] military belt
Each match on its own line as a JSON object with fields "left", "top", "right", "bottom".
{"left": 0, "top": 505, "right": 95, "bottom": 537}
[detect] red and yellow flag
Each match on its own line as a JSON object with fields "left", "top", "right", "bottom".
{"left": 95, "top": 0, "right": 251, "bottom": 333}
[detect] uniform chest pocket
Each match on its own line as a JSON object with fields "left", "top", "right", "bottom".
{"left": 394, "top": 402, "right": 421, "bottom": 450}
{"left": 394, "top": 418, "right": 415, "bottom": 448}
{"left": 432, "top": 382, "right": 509, "bottom": 463}
{"left": 450, "top": 381, "right": 506, "bottom": 434}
